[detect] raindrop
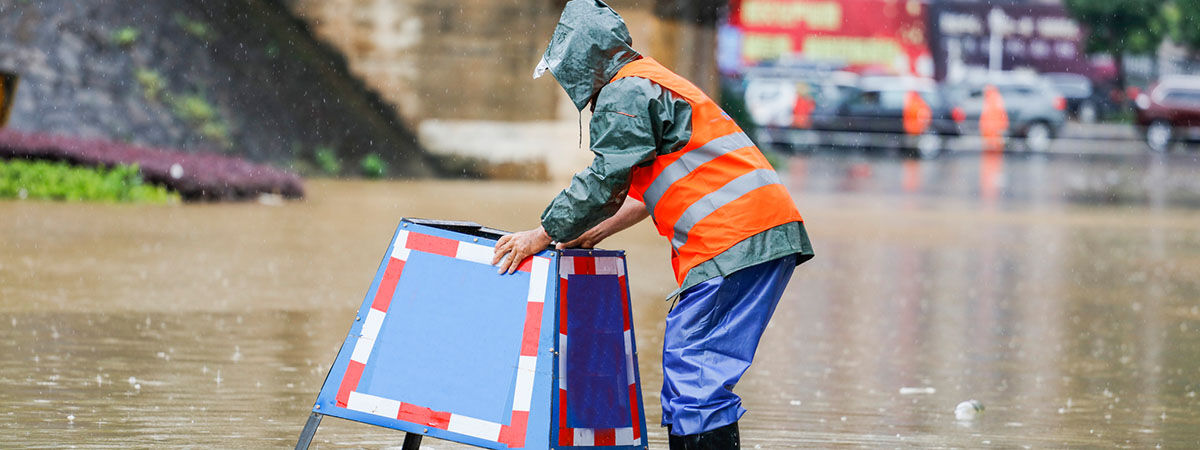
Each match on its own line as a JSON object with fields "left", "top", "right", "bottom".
{"left": 956, "top": 399, "right": 984, "bottom": 421}
{"left": 899, "top": 386, "right": 936, "bottom": 395}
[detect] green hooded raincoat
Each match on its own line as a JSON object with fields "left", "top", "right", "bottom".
{"left": 537, "top": 0, "right": 813, "bottom": 297}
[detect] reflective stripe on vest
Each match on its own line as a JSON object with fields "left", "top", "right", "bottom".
{"left": 641, "top": 132, "right": 755, "bottom": 213}
{"left": 610, "top": 58, "right": 804, "bottom": 284}
{"left": 671, "top": 168, "right": 782, "bottom": 248}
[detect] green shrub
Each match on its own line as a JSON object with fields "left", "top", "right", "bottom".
{"left": 170, "top": 94, "right": 230, "bottom": 146}
{"left": 0, "top": 159, "right": 179, "bottom": 203}
{"left": 360, "top": 153, "right": 387, "bottom": 179}
{"left": 112, "top": 27, "right": 139, "bottom": 47}
{"left": 174, "top": 14, "right": 211, "bottom": 39}
{"left": 135, "top": 69, "right": 165, "bottom": 101}
{"left": 314, "top": 146, "right": 341, "bottom": 176}
{"left": 171, "top": 94, "right": 217, "bottom": 123}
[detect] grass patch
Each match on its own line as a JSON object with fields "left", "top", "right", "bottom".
{"left": 0, "top": 159, "right": 179, "bottom": 203}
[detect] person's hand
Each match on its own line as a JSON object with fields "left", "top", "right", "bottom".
{"left": 492, "top": 226, "right": 553, "bottom": 275}
{"left": 556, "top": 225, "right": 608, "bottom": 250}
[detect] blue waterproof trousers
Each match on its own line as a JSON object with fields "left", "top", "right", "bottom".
{"left": 661, "top": 254, "right": 797, "bottom": 436}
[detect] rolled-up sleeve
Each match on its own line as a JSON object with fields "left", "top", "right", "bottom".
{"left": 540, "top": 78, "right": 662, "bottom": 242}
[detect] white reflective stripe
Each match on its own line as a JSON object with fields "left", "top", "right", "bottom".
{"left": 349, "top": 336, "right": 375, "bottom": 364}
{"left": 528, "top": 257, "right": 549, "bottom": 303}
{"left": 455, "top": 242, "right": 493, "bottom": 265}
{"left": 390, "top": 248, "right": 411, "bottom": 261}
{"left": 558, "top": 333, "right": 568, "bottom": 390}
{"left": 350, "top": 309, "right": 387, "bottom": 363}
{"left": 393, "top": 230, "right": 409, "bottom": 254}
{"left": 624, "top": 330, "right": 635, "bottom": 383}
{"left": 615, "top": 427, "right": 635, "bottom": 445}
{"left": 346, "top": 391, "right": 401, "bottom": 419}
{"left": 361, "top": 309, "right": 386, "bottom": 341}
{"left": 671, "top": 169, "right": 782, "bottom": 249}
{"left": 642, "top": 132, "right": 755, "bottom": 213}
{"left": 559, "top": 256, "right": 574, "bottom": 278}
{"left": 594, "top": 257, "right": 622, "bottom": 275}
{"left": 447, "top": 414, "right": 502, "bottom": 441}
{"left": 513, "top": 356, "right": 537, "bottom": 412}
{"left": 574, "top": 428, "right": 595, "bottom": 446}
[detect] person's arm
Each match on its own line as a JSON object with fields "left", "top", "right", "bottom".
{"left": 556, "top": 196, "right": 649, "bottom": 249}
{"left": 493, "top": 78, "right": 661, "bottom": 274}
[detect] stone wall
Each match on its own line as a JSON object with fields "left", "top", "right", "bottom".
{"left": 282, "top": 0, "right": 719, "bottom": 180}
{"left": 284, "top": 0, "right": 716, "bottom": 124}
{"left": 285, "top": 0, "right": 565, "bottom": 124}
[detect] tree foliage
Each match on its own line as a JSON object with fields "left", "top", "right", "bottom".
{"left": 1169, "top": 0, "right": 1200, "bottom": 53}
{"left": 1063, "top": 0, "right": 1167, "bottom": 56}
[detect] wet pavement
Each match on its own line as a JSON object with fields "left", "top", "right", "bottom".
{"left": 3, "top": 149, "right": 1200, "bottom": 448}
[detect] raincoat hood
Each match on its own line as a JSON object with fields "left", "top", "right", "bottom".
{"left": 535, "top": 0, "right": 641, "bottom": 111}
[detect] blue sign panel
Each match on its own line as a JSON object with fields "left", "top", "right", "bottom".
{"left": 312, "top": 220, "right": 556, "bottom": 449}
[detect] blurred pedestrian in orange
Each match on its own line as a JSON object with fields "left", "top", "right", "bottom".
{"left": 979, "top": 85, "right": 1008, "bottom": 152}
{"left": 792, "top": 83, "right": 815, "bottom": 129}
{"left": 902, "top": 90, "right": 932, "bottom": 136}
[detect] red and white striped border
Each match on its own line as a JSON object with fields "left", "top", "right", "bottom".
{"left": 557, "top": 256, "right": 641, "bottom": 447}
{"left": 335, "top": 229, "right": 550, "bottom": 447}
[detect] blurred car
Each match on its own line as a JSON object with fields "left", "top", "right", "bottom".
{"left": 1044, "top": 72, "right": 1109, "bottom": 123}
{"left": 945, "top": 72, "right": 1068, "bottom": 153}
{"left": 806, "top": 76, "right": 963, "bottom": 158}
{"left": 743, "top": 66, "right": 857, "bottom": 148}
{"left": 1134, "top": 75, "right": 1200, "bottom": 152}
{"left": 747, "top": 73, "right": 961, "bottom": 158}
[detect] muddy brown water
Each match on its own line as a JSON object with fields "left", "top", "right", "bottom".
{"left": 3, "top": 153, "right": 1200, "bottom": 448}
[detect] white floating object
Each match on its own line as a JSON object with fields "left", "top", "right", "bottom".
{"left": 955, "top": 399, "right": 984, "bottom": 421}
{"left": 170, "top": 163, "right": 184, "bottom": 179}
{"left": 899, "top": 386, "right": 936, "bottom": 395}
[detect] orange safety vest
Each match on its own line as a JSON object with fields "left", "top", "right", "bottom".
{"left": 611, "top": 58, "right": 804, "bottom": 284}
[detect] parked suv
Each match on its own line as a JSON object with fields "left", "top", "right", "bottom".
{"left": 1135, "top": 76, "right": 1200, "bottom": 152}
{"left": 1044, "top": 72, "right": 1109, "bottom": 123}
{"left": 945, "top": 73, "right": 1068, "bottom": 153}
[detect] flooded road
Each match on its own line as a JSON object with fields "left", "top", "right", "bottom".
{"left": 4, "top": 151, "right": 1200, "bottom": 448}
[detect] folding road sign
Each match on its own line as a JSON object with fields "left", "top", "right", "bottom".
{"left": 299, "top": 219, "right": 648, "bottom": 449}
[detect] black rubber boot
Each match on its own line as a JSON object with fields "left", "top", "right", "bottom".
{"left": 667, "top": 422, "right": 740, "bottom": 450}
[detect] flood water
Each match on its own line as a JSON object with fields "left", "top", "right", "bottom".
{"left": 4, "top": 151, "right": 1200, "bottom": 448}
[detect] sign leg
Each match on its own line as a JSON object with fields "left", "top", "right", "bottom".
{"left": 402, "top": 432, "right": 422, "bottom": 450}
{"left": 295, "top": 412, "right": 323, "bottom": 450}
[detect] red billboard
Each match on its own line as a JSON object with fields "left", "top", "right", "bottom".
{"left": 724, "top": 0, "right": 933, "bottom": 76}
